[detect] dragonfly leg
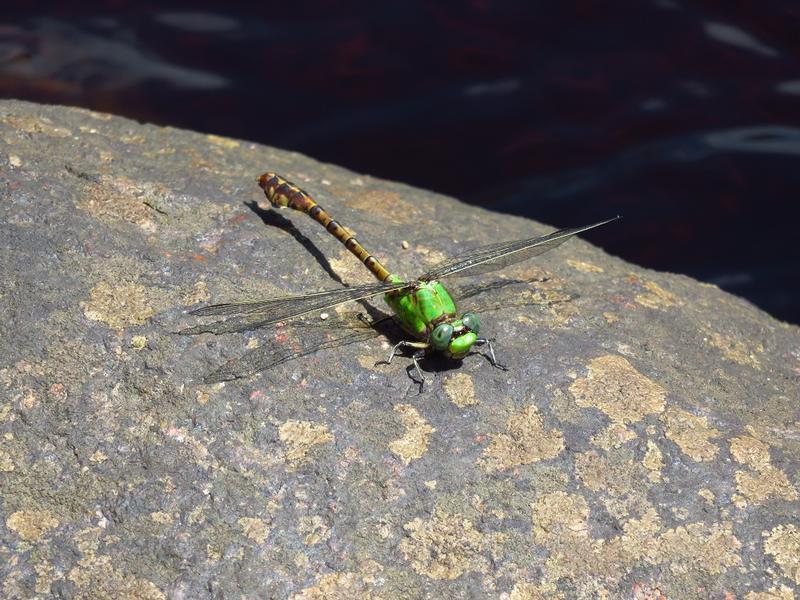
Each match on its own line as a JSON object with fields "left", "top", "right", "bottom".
{"left": 377, "top": 340, "right": 430, "bottom": 388}
{"left": 475, "top": 337, "right": 508, "bottom": 371}
{"left": 410, "top": 349, "right": 427, "bottom": 384}
{"left": 379, "top": 340, "right": 429, "bottom": 366}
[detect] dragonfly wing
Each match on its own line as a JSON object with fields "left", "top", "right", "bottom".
{"left": 449, "top": 276, "right": 574, "bottom": 312}
{"left": 203, "top": 315, "right": 386, "bottom": 383}
{"left": 451, "top": 276, "right": 547, "bottom": 302}
{"left": 420, "top": 217, "right": 618, "bottom": 281}
{"left": 188, "top": 285, "right": 379, "bottom": 317}
{"left": 181, "top": 281, "right": 410, "bottom": 335}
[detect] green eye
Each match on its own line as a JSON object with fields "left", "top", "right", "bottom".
{"left": 430, "top": 323, "right": 454, "bottom": 351}
{"left": 462, "top": 312, "right": 480, "bottom": 334}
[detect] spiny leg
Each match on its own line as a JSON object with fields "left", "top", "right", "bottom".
{"left": 408, "top": 349, "right": 427, "bottom": 386}
{"left": 378, "top": 340, "right": 429, "bottom": 366}
{"left": 376, "top": 340, "right": 429, "bottom": 383}
{"left": 474, "top": 337, "right": 508, "bottom": 371}
{"left": 259, "top": 173, "right": 393, "bottom": 283}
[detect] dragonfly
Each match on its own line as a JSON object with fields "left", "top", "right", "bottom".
{"left": 183, "top": 173, "right": 618, "bottom": 384}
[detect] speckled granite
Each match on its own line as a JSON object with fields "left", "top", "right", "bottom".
{"left": 1, "top": 99, "right": 798, "bottom": 599}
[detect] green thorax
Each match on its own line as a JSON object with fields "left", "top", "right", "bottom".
{"left": 384, "top": 279, "right": 456, "bottom": 339}
{"left": 384, "top": 277, "right": 479, "bottom": 360}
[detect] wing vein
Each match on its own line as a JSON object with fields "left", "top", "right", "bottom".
{"left": 182, "top": 281, "right": 410, "bottom": 335}
{"left": 421, "top": 217, "right": 618, "bottom": 280}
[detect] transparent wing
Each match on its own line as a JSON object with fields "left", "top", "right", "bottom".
{"left": 181, "top": 281, "right": 410, "bottom": 335}
{"left": 203, "top": 313, "right": 392, "bottom": 383}
{"left": 451, "top": 276, "right": 576, "bottom": 313}
{"left": 451, "top": 276, "right": 547, "bottom": 302}
{"left": 420, "top": 217, "right": 618, "bottom": 281}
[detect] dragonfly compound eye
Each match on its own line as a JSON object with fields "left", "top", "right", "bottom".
{"left": 430, "top": 323, "right": 454, "bottom": 351}
{"left": 461, "top": 312, "right": 480, "bottom": 334}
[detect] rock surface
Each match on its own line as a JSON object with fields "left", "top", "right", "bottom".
{"left": 1, "top": 99, "right": 799, "bottom": 599}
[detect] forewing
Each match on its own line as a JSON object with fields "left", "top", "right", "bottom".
{"left": 203, "top": 315, "right": 386, "bottom": 383}
{"left": 450, "top": 276, "right": 574, "bottom": 313}
{"left": 451, "top": 277, "right": 545, "bottom": 302}
{"left": 181, "top": 281, "right": 409, "bottom": 335}
{"left": 421, "top": 218, "right": 618, "bottom": 281}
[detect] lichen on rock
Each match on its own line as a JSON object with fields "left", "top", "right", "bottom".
{"left": 443, "top": 372, "right": 478, "bottom": 407}
{"left": 731, "top": 434, "right": 797, "bottom": 505}
{"left": 278, "top": 420, "right": 335, "bottom": 469}
{"left": 662, "top": 406, "right": 721, "bottom": 462}
{"left": 764, "top": 524, "right": 800, "bottom": 586}
{"left": 480, "top": 405, "right": 564, "bottom": 471}
{"left": 388, "top": 404, "right": 435, "bottom": 465}
{"left": 569, "top": 354, "right": 667, "bottom": 423}
{"left": 6, "top": 510, "right": 59, "bottom": 542}
{"left": 399, "top": 508, "right": 487, "bottom": 580}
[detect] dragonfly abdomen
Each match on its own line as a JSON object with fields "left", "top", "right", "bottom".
{"left": 259, "top": 173, "right": 392, "bottom": 283}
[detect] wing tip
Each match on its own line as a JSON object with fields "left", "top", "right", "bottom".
{"left": 580, "top": 215, "right": 620, "bottom": 232}
{"left": 189, "top": 304, "right": 227, "bottom": 316}
{"left": 598, "top": 215, "right": 621, "bottom": 226}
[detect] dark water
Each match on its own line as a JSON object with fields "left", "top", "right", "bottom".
{"left": 2, "top": 2, "right": 799, "bottom": 323}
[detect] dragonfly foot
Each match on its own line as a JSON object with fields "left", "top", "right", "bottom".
{"left": 411, "top": 349, "right": 426, "bottom": 384}
{"left": 475, "top": 338, "right": 508, "bottom": 371}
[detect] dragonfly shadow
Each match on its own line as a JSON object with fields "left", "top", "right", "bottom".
{"left": 421, "top": 352, "right": 465, "bottom": 375}
{"left": 244, "top": 200, "right": 345, "bottom": 286}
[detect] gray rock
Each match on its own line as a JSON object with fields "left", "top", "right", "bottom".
{"left": 1, "top": 99, "right": 798, "bottom": 599}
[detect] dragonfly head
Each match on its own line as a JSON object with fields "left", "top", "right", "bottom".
{"left": 429, "top": 312, "right": 481, "bottom": 359}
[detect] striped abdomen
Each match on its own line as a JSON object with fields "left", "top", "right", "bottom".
{"left": 258, "top": 173, "right": 392, "bottom": 282}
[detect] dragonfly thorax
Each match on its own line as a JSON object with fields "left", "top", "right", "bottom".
{"left": 384, "top": 279, "right": 480, "bottom": 358}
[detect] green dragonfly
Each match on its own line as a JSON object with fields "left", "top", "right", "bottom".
{"left": 184, "top": 173, "right": 617, "bottom": 384}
